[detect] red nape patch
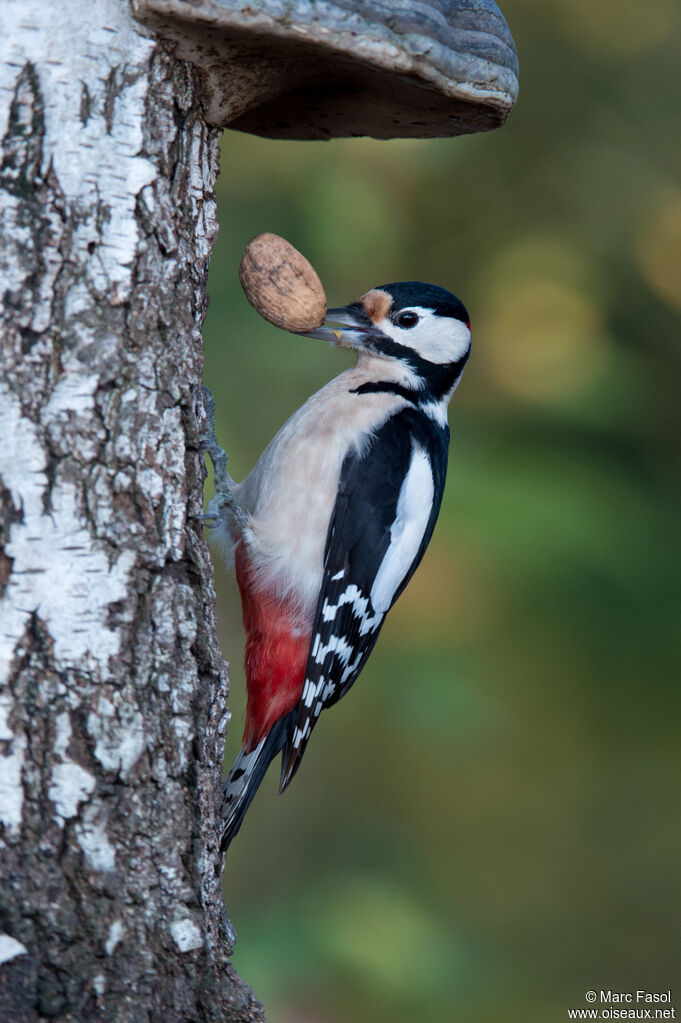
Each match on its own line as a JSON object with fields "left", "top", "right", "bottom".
{"left": 235, "top": 547, "right": 311, "bottom": 750}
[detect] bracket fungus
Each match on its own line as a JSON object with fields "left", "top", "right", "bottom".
{"left": 134, "top": 0, "right": 519, "bottom": 140}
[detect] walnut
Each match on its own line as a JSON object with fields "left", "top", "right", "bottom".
{"left": 239, "top": 234, "right": 327, "bottom": 333}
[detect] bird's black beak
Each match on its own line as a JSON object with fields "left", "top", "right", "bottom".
{"left": 297, "top": 306, "right": 384, "bottom": 350}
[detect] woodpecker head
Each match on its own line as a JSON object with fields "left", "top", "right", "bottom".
{"left": 302, "top": 282, "right": 471, "bottom": 398}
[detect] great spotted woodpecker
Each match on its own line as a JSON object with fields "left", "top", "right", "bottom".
{"left": 204, "top": 282, "right": 471, "bottom": 848}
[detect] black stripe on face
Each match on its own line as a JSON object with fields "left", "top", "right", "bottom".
{"left": 349, "top": 381, "right": 421, "bottom": 403}
{"left": 371, "top": 338, "right": 470, "bottom": 400}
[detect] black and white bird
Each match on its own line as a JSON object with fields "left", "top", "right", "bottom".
{"left": 208, "top": 281, "right": 471, "bottom": 848}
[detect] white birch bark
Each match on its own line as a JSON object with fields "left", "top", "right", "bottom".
{"left": 0, "top": 2, "right": 262, "bottom": 1019}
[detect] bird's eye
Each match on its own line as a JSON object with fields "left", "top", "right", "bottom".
{"left": 395, "top": 311, "right": 419, "bottom": 329}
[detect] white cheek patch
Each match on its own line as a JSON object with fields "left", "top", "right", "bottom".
{"left": 370, "top": 443, "right": 434, "bottom": 613}
{"left": 379, "top": 307, "right": 471, "bottom": 365}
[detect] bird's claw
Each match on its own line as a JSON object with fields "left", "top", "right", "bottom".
{"left": 191, "top": 511, "right": 221, "bottom": 528}
{"left": 198, "top": 385, "right": 247, "bottom": 533}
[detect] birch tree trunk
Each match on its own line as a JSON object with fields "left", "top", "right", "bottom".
{"left": 0, "top": 3, "right": 262, "bottom": 1020}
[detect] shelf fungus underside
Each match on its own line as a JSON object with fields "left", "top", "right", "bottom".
{"left": 135, "top": 0, "right": 519, "bottom": 139}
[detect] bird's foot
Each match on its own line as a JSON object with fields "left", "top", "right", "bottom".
{"left": 191, "top": 510, "right": 221, "bottom": 528}
{"left": 198, "top": 386, "right": 248, "bottom": 532}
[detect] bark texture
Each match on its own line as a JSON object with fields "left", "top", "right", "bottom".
{"left": 0, "top": 3, "right": 263, "bottom": 1020}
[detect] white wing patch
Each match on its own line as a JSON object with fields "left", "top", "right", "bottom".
{"left": 370, "top": 443, "right": 434, "bottom": 613}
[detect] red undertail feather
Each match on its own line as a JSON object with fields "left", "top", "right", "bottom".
{"left": 235, "top": 545, "right": 311, "bottom": 750}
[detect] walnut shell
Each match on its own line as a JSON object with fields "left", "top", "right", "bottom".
{"left": 239, "top": 234, "right": 327, "bottom": 333}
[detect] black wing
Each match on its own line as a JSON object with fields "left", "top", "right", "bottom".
{"left": 279, "top": 406, "right": 449, "bottom": 789}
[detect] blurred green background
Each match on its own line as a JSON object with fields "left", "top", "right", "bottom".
{"left": 203, "top": 2, "right": 681, "bottom": 1020}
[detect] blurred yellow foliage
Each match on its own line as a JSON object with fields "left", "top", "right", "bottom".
{"left": 636, "top": 190, "right": 681, "bottom": 313}
{"left": 480, "top": 278, "right": 612, "bottom": 401}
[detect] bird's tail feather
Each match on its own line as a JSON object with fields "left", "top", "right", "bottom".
{"left": 221, "top": 710, "right": 296, "bottom": 851}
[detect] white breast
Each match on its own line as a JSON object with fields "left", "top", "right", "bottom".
{"left": 234, "top": 359, "right": 409, "bottom": 617}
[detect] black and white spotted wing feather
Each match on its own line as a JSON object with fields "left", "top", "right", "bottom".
{"left": 279, "top": 406, "right": 449, "bottom": 789}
